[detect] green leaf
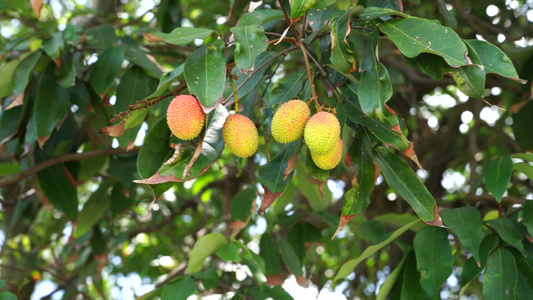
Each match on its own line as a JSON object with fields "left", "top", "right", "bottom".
{"left": 437, "top": 0, "right": 457, "bottom": 29}
{"left": 74, "top": 180, "right": 112, "bottom": 238}
{"left": 35, "top": 149, "right": 78, "bottom": 220}
{"left": 0, "top": 57, "right": 22, "bottom": 98}
{"left": 109, "top": 183, "right": 133, "bottom": 216}
{"left": 216, "top": 242, "right": 241, "bottom": 262}
{"left": 376, "top": 254, "right": 407, "bottom": 300}
{"left": 447, "top": 42, "right": 486, "bottom": 99}
{"left": 144, "top": 64, "right": 184, "bottom": 100}
{"left": 465, "top": 39, "right": 523, "bottom": 82}
{"left": 413, "top": 226, "right": 453, "bottom": 296}
{"left": 514, "top": 162, "right": 533, "bottom": 181}
{"left": 400, "top": 251, "right": 431, "bottom": 300}
{"left": 184, "top": 41, "right": 226, "bottom": 107}
{"left": 363, "top": 132, "right": 436, "bottom": 222}
{"left": 0, "top": 291, "right": 17, "bottom": 300}
{"left": 230, "top": 25, "right": 269, "bottom": 72}
{"left": 126, "top": 47, "right": 164, "bottom": 78}
{"left": 460, "top": 233, "right": 499, "bottom": 292}
{"left": 513, "top": 153, "right": 533, "bottom": 162}
{"left": 379, "top": 17, "right": 468, "bottom": 66}
{"left": 523, "top": 201, "right": 533, "bottom": 237}
{"left": 486, "top": 218, "right": 525, "bottom": 255}
{"left": 13, "top": 50, "right": 42, "bottom": 96}
{"left": 277, "top": 236, "right": 303, "bottom": 277}
{"left": 359, "top": 33, "right": 392, "bottom": 116}
{"left": 291, "top": 0, "right": 316, "bottom": 20}
{"left": 152, "top": 27, "right": 213, "bottom": 45}
{"left": 35, "top": 62, "right": 70, "bottom": 139}
{"left": 359, "top": 7, "right": 408, "bottom": 20}
{"left": 85, "top": 25, "right": 116, "bottom": 48}
{"left": 333, "top": 219, "right": 421, "bottom": 283}
{"left": 238, "top": 9, "right": 284, "bottom": 28}
{"left": 265, "top": 70, "right": 306, "bottom": 106}
{"left": 367, "top": 0, "right": 400, "bottom": 10}
{"left": 193, "top": 268, "right": 219, "bottom": 290}
{"left": 441, "top": 207, "right": 483, "bottom": 263}
{"left": 42, "top": 32, "right": 64, "bottom": 59}
{"left": 512, "top": 249, "right": 533, "bottom": 290}
{"left": 330, "top": 8, "right": 357, "bottom": 74}
{"left": 415, "top": 53, "right": 448, "bottom": 80}
{"left": 485, "top": 156, "right": 513, "bottom": 203}
{"left": 187, "top": 233, "right": 227, "bottom": 273}
{"left": 231, "top": 186, "right": 256, "bottom": 222}
{"left": 483, "top": 248, "right": 518, "bottom": 300}
{"left": 161, "top": 276, "right": 196, "bottom": 300}
{"left": 295, "top": 162, "right": 329, "bottom": 212}
{"left": 259, "top": 234, "right": 282, "bottom": 276}
{"left": 305, "top": 148, "right": 330, "bottom": 182}
{"left": 159, "top": 105, "right": 228, "bottom": 180}
{"left": 258, "top": 142, "right": 298, "bottom": 193}
{"left": 232, "top": 51, "right": 278, "bottom": 100}
{"left": 89, "top": 46, "right": 125, "bottom": 94}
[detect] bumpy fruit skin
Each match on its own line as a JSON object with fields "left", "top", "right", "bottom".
{"left": 304, "top": 111, "right": 341, "bottom": 154}
{"left": 271, "top": 99, "right": 311, "bottom": 143}
{"left": 311, "top": 137, "right": 343, "bottom": 170}
{"left": 166, "top": 95, "right": 206, "bottom": 140}
{"left": 222, "top": 114, "right": 259, "bottom": 158}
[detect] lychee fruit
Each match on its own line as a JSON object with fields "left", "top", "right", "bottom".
{"left": 222, "top": 114, "right": 259, "bottom": 158}
{"left": 271, "top": 99, "right": 311, "bottom": 143}
{"left": 310, "top": 137, "right": 343, "bottom": 170}
{"left": 166, "top": 95, "right": 206, "bottom": 140}
{"left": 304, "top": 111, "right": 341, "bottom": 154}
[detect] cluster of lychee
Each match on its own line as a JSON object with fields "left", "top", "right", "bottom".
{"left": 166, "top": 96, "right": 341, "bottom": 170}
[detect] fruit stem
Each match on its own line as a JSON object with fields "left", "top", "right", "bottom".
{"left": 229, "top": 73, "right": 240, "bottom": 113}
{"left": 298, "top": 42, "right": 321, "bottom": 111}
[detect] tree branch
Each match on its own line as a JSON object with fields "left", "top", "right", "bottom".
{"left": 0, "top": 147, "right": 141, "bottom": 188}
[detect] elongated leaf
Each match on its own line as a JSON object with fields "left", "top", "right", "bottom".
{"left": 74, "top": 180, "right": 112, "bottom": 238}
{"left": 35, "top": 62, "right": 69, "bottom": 139}
{"left": 115, "top": 66, "right": 158, "bottom": 123}
{"left": 216, "top": 242, "right": 241, "bottom": 262}
{"left": 193, "top": 268, "right": 219, "bottom": 290}
{"left": 238, "top": 9, "right": 285, "bottom": 27}
{"left": 265, "top": 71, "right": 306, "bottom": 106}
{"left": 161, "top": 276, "right": 196, "bottom": 300}
{"left": 232, "top": 51, "right": 278, "bottom": 100}
{"left": 231, "top": 186, "right": 256, "bottom": 222}
{"left": 441, "top": 207, "right": 483, "bottom": 263}
{"left": 437, "top": 0, "right": 457, "bottom": 29}
{"left": 449, "top": 42, "right": 486, "bottom": 98}
{"left": 483, "top": 248, "right": 518, "bottom": 300}
{"left": 35, "top": 149, "right": 78, "bottom": 220}
{"left": 144, "top": 64, "right": 184, "bottom": 100}
{"left": 359, "top": 7, "right": 408, "bottom": 20}
{"left": 42, "top": 32, "right": 63, "bottom": 59}
{"left": 230, "top": 25, "right": 269, "bottom": 72}
{"left": 291, "top": 0, "right": 316, "bottom": 20}
{"left": 363, "top": 131, "right": 437, "bottom": 223}
{"left": 379, "top": 18, "right": 468, "bottom": 66}
{"left": 413, "top": 226, "right": 453, "bottom": 296}
{"left": 0, "top": 58, "right": 21, "bottom": 97}
{"left": 330, "top": 8, "right": 356, "bottom": 74}
{"left": 89, "top": 46, "right": 125, "bottom": 94}
{"left": 485, "top": 156, "right": 513, "bottom": 203}
{"left": 184, "top": 41, "right": 226, "bottom": 107}
{"left": 85, "top": 25, "right": 115, "bottom": 48}
{"left": 259, "top": 142, "right": 298, "bottom": 193}
{"left": 126, "top": 47, "right": 164, "bottom": 78}
{"left": 523, "top": 200, "right": 533, "bottom": 237}
{"left": 333, "top": 219, "right": 421, "bottom": 282}
{"left": 512, "top": 249, "right": 533, "bottom": 290}
{"left": 359, "top": 33, "right": 392, "bottom": 116}
{"left": 514, "top": 162, "right": 533, "bottom": 181}
{"left": 187, "top": 233, "right": 227, "bottom": 273}
{"left": 513, "top": 153, "right": 533, "bottom": 162}
{"left": 400, "top": 251, "right": 431, "bottom": 300}
{"left": 277, "top": 236, "right": 303, "bottom": 277}
{"left": 465, "top": 39, "right": 524, "bottom": 83}
{"left": 13, "top": 50, "right": 42, "bottom": 96}
{"left": 486, "top": 218, "right": 525, "bottom": 255}
{"left": 295, "top": 163, "right": 329, "bottom": 212}
{"left": 376, "top": 254, "right": 407, "bottom": 300}
{"left": 259, "top": 234, "right": 282, "bottom": 276}
{"left": 147, "top": 27, "right": 213, "bottom": 45}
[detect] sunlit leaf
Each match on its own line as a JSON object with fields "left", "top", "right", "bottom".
{"left": 187, "top": 233, "right": 227, "bottom": 274}
{"left": 161, "top": 276, "right": 196, "bottom": 300}
{"left": 230, "top": 25, "right": 269, "bottom": 72}
{"left": 146, "top": 27, "right": 213, "bottom": 45}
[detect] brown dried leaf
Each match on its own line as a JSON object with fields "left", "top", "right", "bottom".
{"left": 141, "top": 30, "right": 164, "bottom": 43}
{"left": 425, "top": 205, "right": 444, "bottom": 227}
{"left": 258, "top": 185, "right": 284, "bottom": 214}
{"left": 99, "top": 122, "right": 126, "bottom": 137}
{"left": 283, "top": 151, "right": 298, "bottom": 180}
{"left": 229, "top": 200, "right": 257, "bottom": 237}
{"left": 31, "top": 0, "right": 43, "bottom": 21}
{"left": 403, "top": 143, "right": 424, "bottom": 170}
{"left": 133, "top": 172, "right": 185, "bottom": 185}
{"left": 183, "top": 136, "right": 204, "bottom": 179}
{"left": 6, "top": 91, "right": 24, "bottom": 110}
{"left": 265, "top": 274, "right": 285, "bottom": 286}
{"left": 296, "top": 275, "right": 309, "bottom": 288}
{"left": 332, "top": 214, "right": 356, "bottom": 239}
{"left": 37, "top": 135, "right": 50, "bottom": 148}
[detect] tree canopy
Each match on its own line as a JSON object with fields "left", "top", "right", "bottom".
{"left": 1, "top": 0, "right": 533, "bottom": 299}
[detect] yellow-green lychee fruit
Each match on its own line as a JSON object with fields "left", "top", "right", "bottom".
{"left": 166, "top": 95, "right": 206, "bottom": 140}
{"left": 271, "top": 99, "right": 311, "bottom": 143}
{"left": 304, "top": 111, "right": 341, "bottom": 154}
{"left": 311, "top": 137, "right": 343, "bottom": 170}
{"left": 222, "top": 114, "right": 259, "bottom": 158}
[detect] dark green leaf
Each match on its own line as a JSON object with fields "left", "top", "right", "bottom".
{"left": 126, "top": 47, "right": 164, "bottom": 78}
{"left": 330, "top": 8, "right": 357, "bottom": 74}
{"left": 42, "top": 32, "right": 64, "bottom": 59}
{"left": 437, "top": 0, "right": 457, "bottom": 29}
{"left": 35, "top": 62, "right": 70, "bottom": 139}
{"left": 193, "top": 268, "right": 219, "bottom": 290}
{"left": 13, "top": 50, "right": 42, "bottom": 96}
{"left": 144, "top": 64, "right": 184, "bottom": 100}
{"left": 400, "top": 251, "right": 431, "bottom": 300}
{"left": 486, "top": 218, "right": 525, "bottom": 255}
{"left": 110, "top": 183, "right": 134, "bottom": 216}
{"left": 85, "top": 25, "right": 116, "bottom": 48}
{"left": 161, "top": 276, "right": 196, "bottom": 300}
{"left": 232, "top": 51, "right": 278, "bottom": 100}
{"left": 465, "top": 39, "right": 523, "bottom": 82}
{"left": 379, "top": 18, "right": 468, "bottom": 66}
{"left": 259, "top": 233, "right": 282, "bottom": 276}
{"left": 231, "top": 186, "right": 256, "bottom": 222}
{"left": 305, "top": 148, "right": 330, "bottom": 182}
{"left": 258, "top": 142, "right": 298, "bottom": 193}
{"left": 184, "top": 41, "right": 226, "bottom": 107}
{"left": 0, "top": 58, "right": 21, "bottom": 97}
{"left": 413, "top": 226, "right": 453, "bottom": 296}
{"left": 441, "top": 206, "right": 483, "bottom": 263}
{"left": 523, "top": 201, "right": 533, "bottom": 237}
{"left": 230, "top": 26, "right": 269, "bottom": 72}
{"left": 152, "top": 27, "right": 213, "bottom": 45}
{"left": 363, "top": 132, "right": 437, "bottom": 222}
{"left": 359, "top": 7, "right": 408, "bottom": 20}
{"left": 265, "top": 71, "right": 306, "bottom": 106}
{"left": 512, "top": 249, "right": 533, "bottom": 290}
{"left": 483, "top": 248, "right": 518, "bottom": 300}
{"left": 35, "top": 149, "right": 78, "bottom": 220}
{"left": 277, "top": 236, "right": 303, "bottom": 277}
{"left": 238, "top": 9, "right": 284, "bottom": 28}
{"left": 0, "top": 292, "right": 17, "bottom": 300}
{"left": 74, "top": 180, "right": 112, "bottom": 238}
{"left": 485, "top": 156, "right": 513, "bottom": 203}
{"left": 376, "top": 254, "right": 407, "bottom": 300}
{"left": 187, "top": 233, "right": 227, "bottom": 273}
{"left": 89, "top": 46, "right": 125, "bottom": 94}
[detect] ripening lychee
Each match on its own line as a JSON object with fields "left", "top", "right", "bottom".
{"left": 166, "top": 95, "right": 206, "bottom": 140}
{"left": 311, "top": 137, "right": 343, "bottom": 170}
{"left": 304, "top": 111, "right": 341, "bottom": 154}
{"left": 271, "top": 99, "right": 311, "bottom": 143}
{"left": 222, "top": 114, "right": 259, "bottom": 158}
